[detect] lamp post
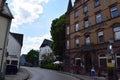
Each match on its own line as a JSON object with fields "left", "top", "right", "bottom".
{"left": 107, "top": 38, "right": 118, "bottom": 80}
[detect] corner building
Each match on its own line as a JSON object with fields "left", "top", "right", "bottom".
{"left": 65, "top": 0, "right": 120, "bottom": 74}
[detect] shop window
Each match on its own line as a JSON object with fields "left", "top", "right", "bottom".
{"left": 99, "top": 54, "right": 107, "bottom": 68}
{"left": 117, "top": 53, "right": 120, "bottom": 69}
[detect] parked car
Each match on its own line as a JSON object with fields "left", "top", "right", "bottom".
{"left": 6, "top": 65, "right": 18, "bottom": 74}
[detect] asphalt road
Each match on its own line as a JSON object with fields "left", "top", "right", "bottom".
{"left": 24, "top": 67, "right": 79, "bottom": 80}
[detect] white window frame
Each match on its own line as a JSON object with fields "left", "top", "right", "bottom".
{"left": 75, "top": 37, "right": 79, "bottom": 47}
{"left": 84, "top": 19, "right": 89, "bottom": 28}
{"left": 114, "top": 26, "right": 120, "bottom": 40}
{"left": 111, "top": 6, "right": 118, "bottom": 18}
{"left": 84, "top": 6, "right": 88, "bottom": 13}
{"left": 66, "top": 40, "right": 70, "bottom": 49}
{"left": 96, "top": 13, "right": 102, "bottom": 23}
{"left": 66, "top": 26, "right": 70, "bottom": 35}
{"left": 75, "top": 23, "right": 79, "bottom": 32}
{"left": 98, "top": 31, "right": 104, "bottom": 43}
{"left": 74, "top": 11, "right": 79, "bottom": 18}
{"left": 85, "top": 36, "right": 90, "bottom": 44}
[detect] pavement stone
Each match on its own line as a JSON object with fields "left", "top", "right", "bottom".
{"left": 5, "top": 67, "right": 29, "bottom": 80}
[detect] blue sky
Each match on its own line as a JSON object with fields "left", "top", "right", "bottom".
{"left": 6, "top": 0, "right": 75, "bottom": 54}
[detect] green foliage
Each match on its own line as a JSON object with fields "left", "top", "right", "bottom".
{"left": 50, "top": 14, "right": 66, "bottom": 60}
{"left": 41, "top": 63, "right": 60, "bottom": 70}
{"left": 25, "top": 49, "right": 39, "bottom": 66}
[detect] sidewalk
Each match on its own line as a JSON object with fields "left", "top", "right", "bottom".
{"left": 63, "top": 72, "right": 106, "bottom": 80}
{"left": 5, "top": 68, "right": 29, "bottom": 80}
{"left": 61, "top": 72, "right": 119, "bottom": 80}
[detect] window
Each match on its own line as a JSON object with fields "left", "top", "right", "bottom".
{"left": 75, "top": 37, "right": 79, "bottom": 48}
{"left": 98, "top": 31, "right": 104, "bottom": 43}
{"left": 74, "top": 11, "right": 79, "bottom": 18}
{"left": 66, "top": 40, "right": 70, "bottom": 49}
{"left": 11, "top": 60, "right": 18, "bottom": 65}
{"left": 84, "top": 19, "right": 89, "bottom": 28}
{"left": 99, "top": 54, "right": 107, "bottom": 68}
{"left": 114, "top": 26, "right": 120, "bottom": 40}
{"left": 66, "top": 26, "right": 70, "bottom": 35}
{"left": 84, "top": 0, "right": 88, "bottom": 3}
{"left": 96, "top": 13, "right": 102, "bottom": 23}
{"left": 110, "top": 6, "right": 119, "bottom": 18}
{"left": 83, "top": 6, "right": 88, "bottom": 13}
{"left": 95, "top": 0, "right": 100, "bottom": 7}
{"left": 117, "top": 53, "right": 120, "bottom": 69}
{"left": 75, "top": 23, "right": 79, "bottom": 32}
{"left": 85, "top": 35, "right": 90, "bottom": 44}
{"left": 75, "top": 58, "right": 82, "bottom": 67}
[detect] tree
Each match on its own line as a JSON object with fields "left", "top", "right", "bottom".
{"left": 50, "top": 14, "right": 65, "bottom": 61}
{"left": 25, "top": 49, "right": 39, "bottom": 66}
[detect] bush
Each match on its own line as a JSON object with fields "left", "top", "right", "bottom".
{"left": 40, "top": 64, "right": 60, "bottom": 70}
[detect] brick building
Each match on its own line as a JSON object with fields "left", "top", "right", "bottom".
{"left": 64, "top": 0, "right": 120, "bottom": 74}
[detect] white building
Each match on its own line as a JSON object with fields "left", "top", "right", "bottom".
{"left": 39, "top": 39, "right": 53, "bottom": 65}
{"left": 7, "top": 32, "right": 23, "bottom": 68}
{"left": 0, "top": 0, "right": 13, "bottom": 78}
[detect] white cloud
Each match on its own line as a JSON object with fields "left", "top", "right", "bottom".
{"left": 9, "top": 0, "right": 49, "bottom": 27}
{"left": 21, "top": 33, "right": 51, "bottom": 54}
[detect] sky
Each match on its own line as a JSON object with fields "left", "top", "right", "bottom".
{"left": 6, "top": 0, "right": 75, "bottom": 55}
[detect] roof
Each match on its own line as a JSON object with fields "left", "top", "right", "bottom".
{"left": 0, "top": 3, "right": 13, "bottom": 19}
{"left": 10, "top": 32, "right": 24, "bottom": 46}
{"left": 40, "top": 39, "right": 52, "bottom": 48}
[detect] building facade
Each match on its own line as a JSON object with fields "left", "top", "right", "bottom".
{"left": 39, "top": 39, "right": 53, "bottom": 65}
{"left": 0, "top": 0, "right": 13, "bottom": 78}
{"left": 7, "top": 32, "right": 23, "bottom": 69}
{"left": 65, "top": 0, "right": 120, "bottom": 74}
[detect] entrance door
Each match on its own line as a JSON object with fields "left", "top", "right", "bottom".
{"left": 85, "top": 53, "right": 92, "bottom": 72}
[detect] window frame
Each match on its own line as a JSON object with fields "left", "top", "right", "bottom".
{"left": 85, "top": 35, "right": 90, "bottom": 44}
{"left": 74, "top": 11, "right": 79, "bottom": 18}
{"left": 66, "top": 26, "right": 70, "bottom": 35}
{"left": 83, "top": 5, "right": 88, "bottom": 14}
{"left": 96, "top": 13, "right": 102, "bottom": 24}
{"left": 114, "top": 26, "right": 120, "bottom": 40}
{"left": 84, "top": 18, "right": 89, "bottom": 28}
{"left": 74, "top": 23, "right": 79, "bottom": 32}
{"left": 110, "top": 5, "right": 119, "bottom": 18}
{"left": 94, "top": 0, "right": 100, "bottom": 7}
{"left": 98, "top": 31, "right": 104, "bottom": 43}
{"left": 75, "top": 37, "right": 80, "bottom": 48}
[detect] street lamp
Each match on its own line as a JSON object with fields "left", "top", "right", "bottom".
{"left": 107, "top": 38, "right": 118, "bottom": 80}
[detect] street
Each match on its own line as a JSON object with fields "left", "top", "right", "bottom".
{"left": 23, "top": 67, "right": 79, "bottom": 80}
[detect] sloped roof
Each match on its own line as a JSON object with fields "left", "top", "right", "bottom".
{"left": 40, "top": 39, "right": 52, "bottom": 48}
{"left": 0, "top": 3, "right": 13, "bottom": 19}
{"left": 10, "top": 32, "right": 24, "bottom": 46}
